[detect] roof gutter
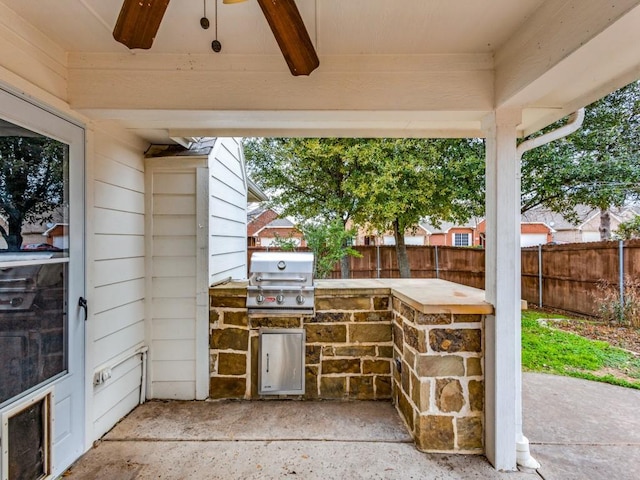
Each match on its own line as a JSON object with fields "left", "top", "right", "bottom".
{"left": 247, "top": 177, "right": 269, "bottom": 202}
{"left": 517, "top": 108, "right": 585, "bottom": 159}
{"left": 514, "top": 108, "right": 585, "bottom": 470}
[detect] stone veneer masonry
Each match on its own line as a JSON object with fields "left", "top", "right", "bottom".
{"left": 392, "top": 297, "right": 484, "bottom": 453}
{"left": 209, "top": 283, "right": 484, "bottom": 454}
{"left": 209, "top": 286, "right": 393, "bottom": 402}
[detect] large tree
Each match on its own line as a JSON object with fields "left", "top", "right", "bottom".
{"left": 521, "top": 81, "right": 640, "bottom": 239}
{"left": 245, "top": 137, "right": 485, "bottom": 278}
{"left": 0, "top": 136, "right": 65, "bottom": 251}
{"left": 244, "top": 138, "right": 363, "bottom": 277}
{"left": 346, "top": 138, "right": 484, "bottom": 277}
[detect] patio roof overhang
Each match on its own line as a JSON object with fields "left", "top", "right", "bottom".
{"left": 1, "top": 1, "right": 640, "bottom": 142}
{"left": 2, "top": 0, "right": 640, "bottom": 474}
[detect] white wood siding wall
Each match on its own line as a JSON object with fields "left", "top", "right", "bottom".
{"left": 209, "top": 138, "right": 248, "bottom": 283}
{"left": 90, "top": 129, "right": 147, "bottom": 439}
{"left": 146, "top": 159, "right": 206, "bottom": 400}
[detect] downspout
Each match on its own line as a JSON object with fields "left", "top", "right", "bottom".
{"left": 514, "top": 108, "right": 585, "bottom": 469}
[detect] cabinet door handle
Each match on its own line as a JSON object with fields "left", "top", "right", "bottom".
{"left": 266, "top": 353, "right": 270, "bottom": 373}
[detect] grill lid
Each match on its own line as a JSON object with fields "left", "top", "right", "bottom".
{"left": 249, "top": 251, "right": 314, "bottom": 276}
{"left": 249, "top": 251, "right": 315, "bottom": 288}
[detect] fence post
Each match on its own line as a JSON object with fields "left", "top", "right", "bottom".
{"left": 376, "top": 244, "right": 381, "bottom": 279}
{"left": 434, "top": 245, "right": 439, "bottom": 279}
{"left": 538, "top": 244, "right": 543, "bottom": 308}
{"left": 619, "top": 240, "right": 625, "bottom": 321}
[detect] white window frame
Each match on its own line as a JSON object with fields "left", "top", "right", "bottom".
{"left": 453, "top": 232, "right": 471, "bottom": 246}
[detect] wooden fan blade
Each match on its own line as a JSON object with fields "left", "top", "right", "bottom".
{"left": 256, "top": 0, "right": 319, "bottom": 76}
{"left": 113, "top": 0, "right": 170, "bottom": 50}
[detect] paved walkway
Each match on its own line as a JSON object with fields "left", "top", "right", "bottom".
{"left": 524, "top": 372, "right": 640, "bottom": 480}
{"left": 63, "top": 373, "right": 640, "bottom": 479}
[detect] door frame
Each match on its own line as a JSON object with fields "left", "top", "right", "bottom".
{"left": 0, "top": 85, "right": 86, "bottom": 477}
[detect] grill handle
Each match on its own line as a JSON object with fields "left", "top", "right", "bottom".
{"left": 255, "top": 276, "right": 307, "bottom": 283}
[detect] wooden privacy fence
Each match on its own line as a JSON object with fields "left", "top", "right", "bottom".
{"left": 248, "top": 239, "right": 640, "bottom": 317}
{"left": 521, "top": 239, "right": 640, "bottom": 317}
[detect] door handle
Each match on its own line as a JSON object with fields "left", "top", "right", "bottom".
{"left": 78, "top": 296, "right": 88, "bottom": 321}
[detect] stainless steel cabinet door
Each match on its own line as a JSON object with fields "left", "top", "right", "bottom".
{"left": 259, "top": 329, "right": 305, "bottom": 395}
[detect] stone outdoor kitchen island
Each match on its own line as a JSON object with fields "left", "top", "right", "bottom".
{"left": 209, "top": 278, "right": 491, "bottom": 454}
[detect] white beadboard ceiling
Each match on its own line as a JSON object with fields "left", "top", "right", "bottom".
{"left": 1, "top": 0, "right": 544, "bottom": 55}
{"left": 2, "top": 0, "right": 640, "bottom": 142}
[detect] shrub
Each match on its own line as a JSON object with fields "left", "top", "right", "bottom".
{"left": 593, "top": 276, "right": 640, "bottom": 328}
{"left": 301, "top": 220, "right": 361, "bottom": 279}
{"left": 271, "top": 232, "right": 299, "bottom": 251}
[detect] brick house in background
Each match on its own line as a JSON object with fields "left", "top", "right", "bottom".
{"left": 420, "top": 220, "right": 482, "bottom": 246}
{"left": 520, "top": 205, "right": 638, "bottom": 243}
{"left": 247, "top": 207, "right": 278, "bottom": 246}
{"left": 354, "top": 217, "right": 554, "bottom": 248}
{"left": 247, "top": 207, "right": 305, "bottom": 247}
{"left": 353, "top": 223, "right": 431, "bottom": 246}
{"left": 354, "top": 219, "right": 482, "bottom": 247}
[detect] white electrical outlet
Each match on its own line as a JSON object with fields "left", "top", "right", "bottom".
{"left": 94, "top": 368, "right": 113, "bottom": 385}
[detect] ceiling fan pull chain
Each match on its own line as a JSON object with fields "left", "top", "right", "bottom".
{"left": 212, "top": 0, "right": 222, "bottom": 52}
{"left": 200, "top": 0, "right": 210, "bottom": 29}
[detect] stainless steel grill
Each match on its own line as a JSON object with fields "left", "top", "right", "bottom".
{"left": 247, "top": 251, "right": 315, "bottom": 315}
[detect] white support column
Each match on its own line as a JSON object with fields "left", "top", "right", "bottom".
{"left": 482, "top": 109, "right": 522, "bottom": 471}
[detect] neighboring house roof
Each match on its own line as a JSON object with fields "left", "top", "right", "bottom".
{"left": 265, "top": 218, "right": 295, "bottom": 228}
{"left": 618, "top": 205, "right": 640, "bottom": 223}
{"left": 42, "top": 223, "right": 68, "bottom": 237}
{"left": 521, "top": 205, "right": 630, "bottom": 231}
{"left": 419, "top": 218, "right": 481, "bottom": 234}
{"left": 247, "top": 207, "right": 279, "bottom": 236}
{"left": 254, "top": 217, "right": 297, "bottom": 236}
{"left": 247, "top": 205, "right": 269, "bottom": 223}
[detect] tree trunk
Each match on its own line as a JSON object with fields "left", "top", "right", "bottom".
{"left": 3, "top": 214, "right": 24, "bottom": 251}
{"left": 393, "top": 218, "right": 411, "bottom": 278}
{"left": 339, "top": 220, "right": 352, "bottom": 279}
{"left": 340, "top": 254, "right": 350, "bottom": 279}
{"left": 599, "top": 208, "right": 611, "bottom": 241}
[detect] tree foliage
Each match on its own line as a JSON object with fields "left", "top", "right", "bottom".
{"left": 301, "top": 220, "right": 361, "bottom": 279}
{"left": 244, "top": 138, "right": 362, "bottom": 225}
{"left": 521, "top": 81, "right": 640, "bottom": 238}
{"left": 615, "top": 215, "right": 640, "bottom": 240}
{"left": 244, "top": 138, "right": 365, "bottom": 277}
{"left": 244, "top": 137, "right": 484, "bottom": 278}
{"left": 271, "top": 232, "right": 299, "bottom": 251}
{"left": 345, "top": 138, "right": 484, "bottom": 276}
{"left": 0, "top": 136, "right": 65, "bottom": 251}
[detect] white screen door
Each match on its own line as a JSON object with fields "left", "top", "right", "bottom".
{"left": 0, "top": 87, "right": 85, "bottom": 478}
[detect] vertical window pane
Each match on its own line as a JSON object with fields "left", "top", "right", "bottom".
{"left": 0, "top": 121, "right": 69, "bottom": 255}
{"left": 0, "top": 119, "right": 68, "bottom": 406}
{"left": 454, "top": 233, "right": 469, "bottom": 247}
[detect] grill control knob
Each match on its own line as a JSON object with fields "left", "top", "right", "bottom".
{"left": 256, "top": 294, "right": 265, "bottom": 304}
{"left": 276, "top": 294, "right": 285, "bottom": 304}
{"left": 296, "top": 294, "right": 305, "bottom": 305}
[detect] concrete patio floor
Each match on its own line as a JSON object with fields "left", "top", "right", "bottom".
{"left": 63, "top": 373, "right": 640, "bottom": 479}
{"left": 524, "top": 372, "right": 640, "bottom": 480}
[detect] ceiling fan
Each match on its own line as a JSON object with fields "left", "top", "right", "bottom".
{"left": 113, "top": 0, "right": 319, "bottom": 76}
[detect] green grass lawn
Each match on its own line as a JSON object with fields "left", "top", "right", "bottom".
{"left": 521, "top": 310, "right": 640, "bottom": 389}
